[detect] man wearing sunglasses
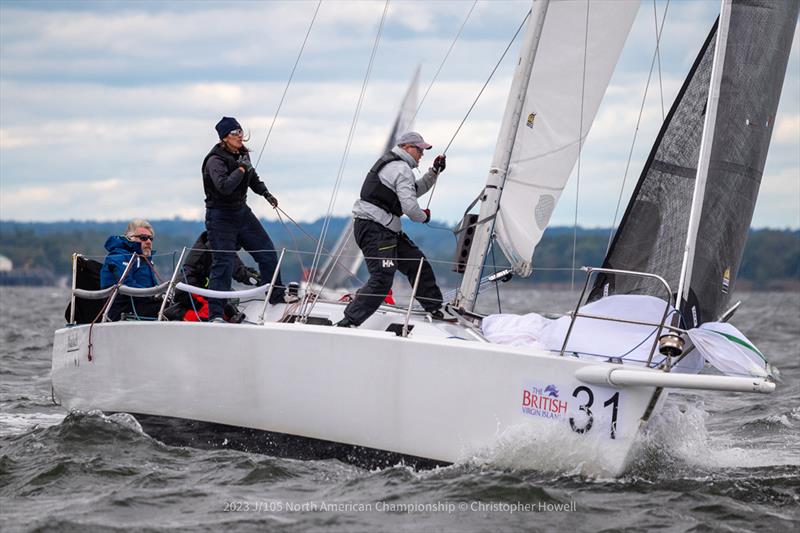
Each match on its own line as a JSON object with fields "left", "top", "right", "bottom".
{"left": 337, "top": 131, "right": 447, "bottom": 328}
{"left": 100, "top": 219, "right": 161, "bottom": 320}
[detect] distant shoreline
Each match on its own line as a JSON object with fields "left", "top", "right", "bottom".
{"left": 3, "top": 280, "right": 797, "bottom": 292}
{"left": 1, "top": 220, "right": 797, "bottom": 289}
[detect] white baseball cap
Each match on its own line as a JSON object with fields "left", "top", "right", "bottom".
{"left": 396, "top": 131, "right": 432, "bottom": 150}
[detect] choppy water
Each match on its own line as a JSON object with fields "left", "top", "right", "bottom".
{"left": 1, "top": 286, "right": 798, "bottom": 532}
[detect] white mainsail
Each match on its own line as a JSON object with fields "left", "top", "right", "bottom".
{"left": 315, "top": 68, "right": 419, "bottom": 289}
{"left": 494, "top": 1, "right": 639, "bottom": 277}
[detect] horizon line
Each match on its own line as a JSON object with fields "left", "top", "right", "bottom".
{"left": 1, "top": 217, "right": 798, "bottom": 232}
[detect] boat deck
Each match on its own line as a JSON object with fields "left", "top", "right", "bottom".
{"left": 243, "top": 298, "right": 488, "bottom": 344}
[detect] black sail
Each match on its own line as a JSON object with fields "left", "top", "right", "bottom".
{"left": 591, "top": 0, "right": 798, "bottom": 328}
{"left": 589, "top": 20, "right": 719, "bottom": 309}
{"left": 686, "top": 0, "right": 798, "bottom": 326}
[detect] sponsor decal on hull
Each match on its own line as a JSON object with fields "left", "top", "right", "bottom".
{"left": 521, "top": 383, "right": 568, "bottom": 420}
{"left": 520, "top": 382, "right": 623, "bottom": 440}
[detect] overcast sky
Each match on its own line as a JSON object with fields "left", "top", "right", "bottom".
{"left": 1, "top": 0, "right": 798, "bottom": 229}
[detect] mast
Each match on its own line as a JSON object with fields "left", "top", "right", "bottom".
{"left": 675, "top": 0, "right": 731, "bottom": 321}
{"left": 455, "top": 0, "right": 549, "bottom": 311}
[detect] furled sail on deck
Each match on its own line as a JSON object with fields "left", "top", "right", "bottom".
{"left": 591, "top": 0, "right": 798, "bottom": 327}
{"left": 494, "top": 0, "right": 639, "bottom": 277}
{"left": 315, "top": 69, "right": 419, "bottom": 289}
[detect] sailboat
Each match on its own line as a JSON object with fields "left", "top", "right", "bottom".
{"left": 51, "top": 0, "right": 797, "bottom": 476}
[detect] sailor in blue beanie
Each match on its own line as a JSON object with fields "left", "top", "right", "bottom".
{"left": 215, "top": 116, "right": 241, "bottom": 140}
{"left": 201, "top": 117, "right": 297, "bottom": 322}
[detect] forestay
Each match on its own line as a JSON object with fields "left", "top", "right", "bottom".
{"left": 494, "top": 0, "right": 638, "bottom": 276}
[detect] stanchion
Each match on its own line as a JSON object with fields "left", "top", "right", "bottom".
{"left": 157, "top": 247, "right": 188, "bottom": 321}
{"left": 258, "top": 248, "right": 286, "bottom": 325}
{"left": 402, "top": 258, "right": 425, "bottom": 337}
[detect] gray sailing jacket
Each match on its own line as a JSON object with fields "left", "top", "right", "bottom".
{"left": 352, "top": 146, "right": 438, "bottom": 233}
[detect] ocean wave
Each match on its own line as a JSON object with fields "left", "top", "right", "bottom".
{"left": 629, "top": 402, "right": 800, "bottom": 477}
{"left": 0, "top": 411, "right": 65, "bottom": 437}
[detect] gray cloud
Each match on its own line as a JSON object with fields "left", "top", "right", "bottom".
{"left": 1, "top": 0, "right": 797, "bottom": 229}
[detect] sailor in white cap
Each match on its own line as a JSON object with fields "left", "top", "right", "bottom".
{"left": 338, "top": 131, "right": 447, "bottom": 327}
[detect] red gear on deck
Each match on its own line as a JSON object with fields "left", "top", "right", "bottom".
{"left": 384, "top": 288, "right": 395, "bottom": 305}
{"left": 183, "top": 295, "right": 209, "bottom": 322}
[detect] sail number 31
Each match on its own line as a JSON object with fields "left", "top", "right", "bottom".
{"left": 569, "top": 386, "right": 619, "bottom": 439}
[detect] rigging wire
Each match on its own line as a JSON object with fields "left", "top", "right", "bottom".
{"left": 654, "top": 0, "right": 666, "bottom": 121}
{"left": 274, "top": 206, "right": 364, "bottom": 286}
{"left": 274, "top": 206, "right": 318, "bottom": 243}
{"left": 490, "top": 242, "right": 502, "bottom": 314}
{"left": 425, "top": 8, "right": 531, "bottom": 210}
{"left": 571, "top": 0, "right": 591, "bottom": 292}
{"left": 442, "top": 9, "right": 531, "bottom": 156}
{"left": 274, "top": 207, "right": 308, "bottom": 281}
{"left": 254, "top": 0, "right": 322, "bottom": 169}
{"left": 606, "top": 0, "right": 670, "bottom": 253}
{"left": 411, "top": 0, "right": 478, "bottom": 124}
{"left": 301, "top": 0, "right": 390, "bottom": 318}
{"left": 316, "top": 222, "right": 356, "bottom": 291}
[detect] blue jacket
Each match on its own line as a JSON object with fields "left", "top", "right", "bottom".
{"left": 100, "top": 236, "right": 159, "bottom": 289}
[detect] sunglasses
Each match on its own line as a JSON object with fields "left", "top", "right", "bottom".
{"left": 132, "top": 234, "right": 154, "bottom": 242}
{"left": 228, "top": 129, "right": 244, "bottom": 137}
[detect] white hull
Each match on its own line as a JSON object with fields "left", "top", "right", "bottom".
{"left": 52, "top": 302, "right": 664, "bottom": 476}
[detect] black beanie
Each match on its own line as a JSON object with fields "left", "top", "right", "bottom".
{"left": 215, "top": 116, "right": 241, "bottom": 139}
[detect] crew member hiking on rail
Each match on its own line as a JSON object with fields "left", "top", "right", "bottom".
{"left": 202, "top": 116, "right": 297, "bottom": 323}
{"left": 337, "top": 131, "right": 446, "bottom": 328}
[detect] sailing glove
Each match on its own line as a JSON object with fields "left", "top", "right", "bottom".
{"left": 423, "top": 208, "right": 431, "bottom": 223}
{"left": 244, "top": 267, "right": 260, "bottom": 286}
{"left": 433, "top": 155, "right": 446, "bottom": 174}
{"left": 237, "top": 157, "right": 253, "bottom": 173}
{"left": 264, "top": 192, "right": 279, "bottom": 208}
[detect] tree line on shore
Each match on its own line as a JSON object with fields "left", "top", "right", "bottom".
{"left": 0, "top": 219, "right": 797, "bottom": 289}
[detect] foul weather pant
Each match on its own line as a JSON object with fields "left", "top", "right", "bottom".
{"left": 343, "top": 219, "right": 443, "bottom": 326}
{"left": 205, "top": 206, "right": 285, "bottom": 320}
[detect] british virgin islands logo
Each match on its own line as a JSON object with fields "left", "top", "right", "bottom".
{"left": 521, "top": 383, "right": 568, "bottom": 420}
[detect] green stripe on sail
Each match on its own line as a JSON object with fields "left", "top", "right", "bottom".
{"left": 707, "top": 329, "right": 767, "bottom": 362}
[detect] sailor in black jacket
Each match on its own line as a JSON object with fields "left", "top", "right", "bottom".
{"left": 202, "top": 116, "right": 293, "bottom": 322}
